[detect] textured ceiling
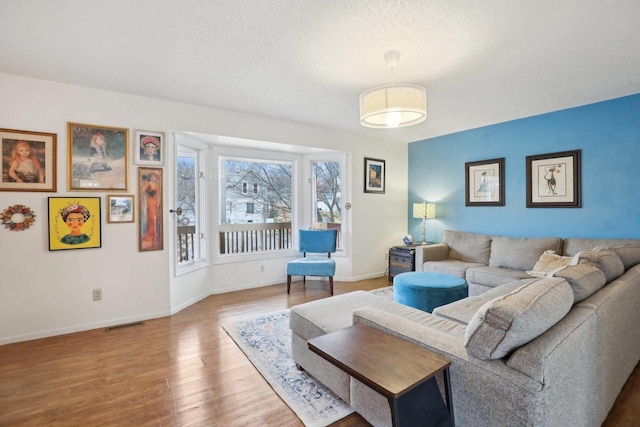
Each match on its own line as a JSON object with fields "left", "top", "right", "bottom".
{"left": 1, "top": 0, "right": 640, "bottom": 143}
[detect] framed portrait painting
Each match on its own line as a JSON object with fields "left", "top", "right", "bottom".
{"left": 48, "top": 197, "right": 101, "bottom": 251}
{"left": 134, "top": 130, "right": 164, "bottom": 165}
{"left": 465, "top": 158, "right": 505, "bottom": 206}
{"left": 364, "top": 157, "right": 385, "bottom": 194}
{"left": 0, "top": 128, "right": 56, "bottom": 192}
{"left": 107, "top": 194, "right": 134, "bottom": 223}
{"left": 138, "top": 167, "right": 163, "bottom": 251}
{"left": 526, "top": 150, "right": 581, "bottom": 208}
{"left": 67, "top": 122, "right": 129, "bottom": 191}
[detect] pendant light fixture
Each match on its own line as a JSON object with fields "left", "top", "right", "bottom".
{"left": 359, "top": 51, "right": 427, "bottom": 129}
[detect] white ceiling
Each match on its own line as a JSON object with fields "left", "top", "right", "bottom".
{"left": 2, "top": 1, "right": 640, "bottom": 143}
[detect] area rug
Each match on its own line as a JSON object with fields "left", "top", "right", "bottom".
{"left": 220, "top": 309, "right": 353, "bottom": 427}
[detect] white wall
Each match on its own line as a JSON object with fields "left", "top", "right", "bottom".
{"left": 0, "top": 72, "right": 408, "bottom": 344}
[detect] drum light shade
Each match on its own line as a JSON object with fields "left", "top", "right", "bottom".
{"left": 360, "top": 83, "right": 427, "bottom": 128}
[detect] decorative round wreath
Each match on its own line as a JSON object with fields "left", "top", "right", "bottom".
{"left": 1, "top": 204, "right": 36, "bottom": 231}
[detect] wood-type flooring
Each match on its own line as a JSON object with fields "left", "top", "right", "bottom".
{"left": 0, "top": 277, "right": 637, "bottom": 426}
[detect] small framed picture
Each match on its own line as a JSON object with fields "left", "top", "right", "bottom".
{"left": 0, "top": 128, "right": 57, "bottom": 192}
{"left": 48, "top": 197, "right": 102, "bottom": 251}
{"left": 526, "top": 150, "right": 581, "bottom": 208}
{"left": 138, "top": 167, "right": 163, "bottom": 251}
{"left": 67, "top": 122, "right": 129, "bottom": 191}
{"left": 134, "top": 130, "right": 165, "bottom": 165}
{"left": 364, "top": 157, "right": 385, "bottom": 194}
{"left": 107, "top": 195, "right": 135, "bottom": 223}
{"left": 465, "top": 158, "right": 505, "bottom": 206}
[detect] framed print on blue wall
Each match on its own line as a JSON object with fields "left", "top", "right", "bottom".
{"left": 526, "top": 150, "right": 581, "bottom": 208}
{"left": 465, "top": 158, "right": 505, "bottom": 206}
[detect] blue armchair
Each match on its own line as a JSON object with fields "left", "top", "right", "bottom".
{"left": 286, "top": 229, "right": 338, "bottom": 295}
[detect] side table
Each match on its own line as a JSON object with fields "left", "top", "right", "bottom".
{"left": 388, "top": 246, "right": 416, "bottom": 281}
{"left": 308, "top": 323, "right": 454, "bottom": 427}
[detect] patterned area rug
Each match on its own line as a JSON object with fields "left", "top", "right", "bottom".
{"left": 221, "top": 310, "right": 353, "bottom": 427}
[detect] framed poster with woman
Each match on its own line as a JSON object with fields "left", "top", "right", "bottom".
{"left": 0, "top": 128, "right": 56, "bottom": 192}
{"left": 67, "top": 122, "right": 128, "bottom": 191}
{"left": 48, "top": 197, "right": 101, "bottom": 251}
{"left": 138, "top": 167, "right": 163, "bottom": 251}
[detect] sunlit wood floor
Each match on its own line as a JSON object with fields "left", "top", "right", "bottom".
{"left": 0, "top": 276, "right": 637, "bottom": 426}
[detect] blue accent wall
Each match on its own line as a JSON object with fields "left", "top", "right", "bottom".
{"left": 408, "top": 93, "right": 640, "bottom": 242}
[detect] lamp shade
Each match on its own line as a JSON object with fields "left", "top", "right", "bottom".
{"left": 360, "top": 83, "right": 427, "bottom": 128}
{"left": 413, "top": 202, "right": 436, "bottom": 219}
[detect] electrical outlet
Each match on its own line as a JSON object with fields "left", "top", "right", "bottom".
{"left": 260, "top": 265, "right": 265, "bottom": 272}
{"left": 93, "top": 288, "right": 102, "bottom": 301}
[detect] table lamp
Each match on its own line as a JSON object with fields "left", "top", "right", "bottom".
{"left": 412, "top": 202, "right": 436, "bottom": 244}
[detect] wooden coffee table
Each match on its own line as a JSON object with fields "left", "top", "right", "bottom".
{"left": 308, "top": 323, "right": 454, "bottom": 427}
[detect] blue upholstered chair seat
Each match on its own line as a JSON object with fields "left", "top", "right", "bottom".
{"left": 287, "top": 257, "right": 336, "bottom": 277}
{"left": 287, "top": 229, "right": 338, "bottom": 295}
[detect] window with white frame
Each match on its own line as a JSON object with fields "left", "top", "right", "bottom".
{"left": 309, "top": 154, "right": 347, "bottom": 252}
{"left": 175, "top": 140, "right": 207, "bottom": 273}
{"left": 218, "top": 155, "right": 295, "bottom": 255}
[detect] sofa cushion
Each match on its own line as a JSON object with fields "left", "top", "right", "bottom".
{"left": 423, "top": 260, "right": 485, "bottom": 278}
{"left": 489, "top": 236, "right": 563, "bottom": 271}
{"left": 433, "top": 279, "right": 534, "bottom": 325}
{"left": 562, "top": 238, "right": 640, "bottom": 257}
{"left": 552, "top": 264, "right": 606, "bottom": 303}
{"left": 466, "top": 266, "right": 532, "bottom": 289}
{"left": 574, "top": 249, "right": 625, "bottom": 283}
{"left": 442, "top": 230, "right": 492, "bottom": 264}
{"left": 594, "top": 245, "right": 640, "bottom": 270}
{"left": 527, "top": 250, "right": 575, "bottom": 278}
{"left": 464, "top": 277, "right": 574, "bottom": 360}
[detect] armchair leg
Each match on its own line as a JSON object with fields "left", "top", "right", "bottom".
{"left": 329, "top": 276, "right": 334, "bottom": 295}
{"left": 287, "top": 275, "right": 291, "bottom": 294}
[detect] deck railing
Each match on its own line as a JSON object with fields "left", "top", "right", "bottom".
{"left": 178, "top": 222, "right": 343, "bottom": 257}
{"left": 177, "top": 225, "right": 196, "bottom": 262}
{"left": 219, "top": 222, "right": 293, "bottom": 254}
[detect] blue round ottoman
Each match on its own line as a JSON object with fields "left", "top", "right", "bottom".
{"left": 393, "top": 272, "right": 468, "bottom": 313}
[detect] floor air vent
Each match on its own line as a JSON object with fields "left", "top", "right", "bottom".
{"left": 105, "top": 321, "right": 145, "bottom": 331}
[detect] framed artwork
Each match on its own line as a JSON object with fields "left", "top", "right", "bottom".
{"left": 67, "top": 122, "right": 129, "bottom": 191}
{"left": 107, "top": 195, "right": 135, "bottom": 223}
{"left": 0, "top": 128, "right": 56, "bottom": 192}
{"left": 465, "top": 158, "right": 505, "bottom": 206}
{"left": 526, "top": 150, "right": 581, "bottom": 208}
{"left": 364, "top": 157, "right": 385, "bottom": 194}
{"left": 48, "top": 197, "right": 101, "bottom": 251}
{"left": 134, "top": 130, "right": 164, "bottom": 165}
{"left": 138, "top": 167, "right": 163, "bottom": 251}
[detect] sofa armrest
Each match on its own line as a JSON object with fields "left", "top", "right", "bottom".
{"left": 415, "top": 243, "right": 450, "bottom": 271}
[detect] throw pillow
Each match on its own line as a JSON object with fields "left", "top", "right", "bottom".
{"left": 553, "top": 264, "right": 606, "bottom": 303}
{"left": 527, "top": 250, "right": 575, "bottom": 278}
{"left": 573, "top": 249, "right": 625, "bottom": 283}
{"left": 464, "top": 277, "right": 573, "bottom": 360}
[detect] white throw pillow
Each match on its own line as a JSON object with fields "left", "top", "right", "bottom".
{"left": 526, "top": 250, "right": 575, "bottom": 278}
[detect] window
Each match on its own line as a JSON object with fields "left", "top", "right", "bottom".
{"left": 219, "top": 156, "right": 295, "bottom": 255}
{"left": 310, "top": 155, "right": 346, "bottom": 252}
{"left": 175, "top": 139, "right": 207, "bottom": 273}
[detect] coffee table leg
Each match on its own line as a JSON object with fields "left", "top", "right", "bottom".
{"left": 443, "top": 367, "right": 455, "bottom": 425}
{"left": 389, "top": 377, "right": 453, "bottom": 427}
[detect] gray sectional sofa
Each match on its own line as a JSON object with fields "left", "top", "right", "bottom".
{"left": 289, "top": 230, "right": 640, "bottom": 426}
